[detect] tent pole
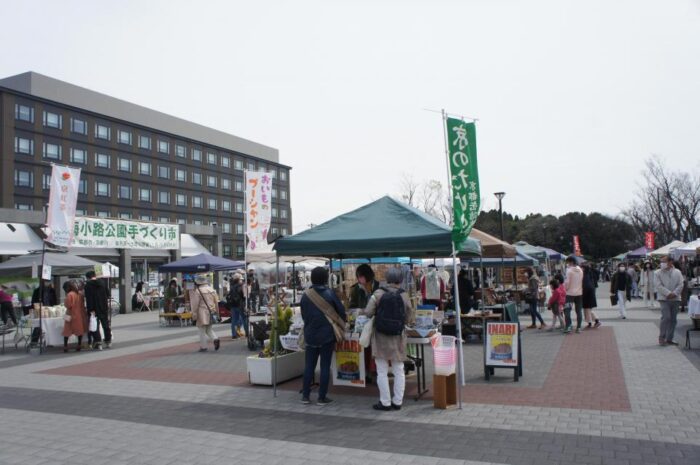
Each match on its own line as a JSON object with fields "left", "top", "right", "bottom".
{"left": 38, "top": 203, "right": 49, "bottom": 354}
{"left": 451, "top": 245, "right": 465, "bottom": 408}
{"left": 273, "top": 253, "right": 279, "bottom": 398}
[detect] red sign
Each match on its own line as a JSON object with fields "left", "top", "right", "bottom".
{"left": 573, "top": 235, "right": 582, "bottom": 256}
{"left": 645, "top": 232, "right": 655, "bottom": 250}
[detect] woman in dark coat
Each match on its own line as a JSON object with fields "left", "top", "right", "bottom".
{"left": 582, "top": 264, "right": 601, "bottom": 329}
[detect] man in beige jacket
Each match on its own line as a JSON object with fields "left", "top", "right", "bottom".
{"left": 655, "top": 256, "right": 683, "bottom": 346}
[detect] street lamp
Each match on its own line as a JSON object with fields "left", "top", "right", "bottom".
{"left": 494, "top": 192, "right": 506, "bottom": 241}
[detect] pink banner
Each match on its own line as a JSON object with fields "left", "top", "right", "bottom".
{"left": 245, "top": 171, "right": 273, "bottom": 253}
{"left": 46, "top": 164, "right": 81, "bottom": 247}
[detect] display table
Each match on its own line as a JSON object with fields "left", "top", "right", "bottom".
{"left": 159, "top": 312, "right": 193, "bottom": 327}
{"left": 407, "top": 335, "right": 438, "bottom": 400}
{"left": 686, "top": 296, "right": 700, "bottom": 349}
{"left": 457, "top": 312, "right": 502, "bottom": 341}
{"left": 31, "top": 317, "right": 84, "bottom": 346}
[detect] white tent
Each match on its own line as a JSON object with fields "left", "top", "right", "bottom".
{"left": 181, "top": 233, "right": 211, "bottom": 257}
{"left": 0, "top": 223, "right": 43, "bottom": 255}
{"left": 0, "top": 251, "right": 101, "bottom": 276}
{"left": 671, "top": 239, "right": 700, "bottom": 258}
{"left": 649, "top": 240, "right": 686, "bottom": 257}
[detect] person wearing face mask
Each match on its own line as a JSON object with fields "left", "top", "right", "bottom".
{"left": 640, "top": 262, "right": 657, "bottom": 308}
{"left": 655, "top": 256, "right": 684, "bottom": 346}
{"left": 610, "top": 264, "right": 632, "bottom": 319}
{"left": 563, "top": 256, "right": 584, "bottom": 333}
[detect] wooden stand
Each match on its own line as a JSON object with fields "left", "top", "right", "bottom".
{"left": 433, "top": 373, "right": 457, "bottom": 409}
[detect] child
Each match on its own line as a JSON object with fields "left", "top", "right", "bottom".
{"left": 547, "top": 279, "right": 566, "bottom": 331}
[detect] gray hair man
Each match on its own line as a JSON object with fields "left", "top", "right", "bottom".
{"left": 655, "top": 256, "right": 684, "bottom": 346}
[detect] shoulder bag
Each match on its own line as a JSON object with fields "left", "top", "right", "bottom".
{"left": 305, "top": 288, "right": 346, "bottom": 343}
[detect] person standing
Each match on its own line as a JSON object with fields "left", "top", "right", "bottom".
{"left": 525, "top": 268, "right": 546, "bottom": 329}
{"left": 362, "top": 267, "right": 415, "bottom": 411}
{"left": 189, "top": 275, "right": 220, "bottom": 352}
{"left": 640, "top": 262, "right": 656, "bottom": 308}
{"left": 610, "top": 264, "right": 632, "bottom": 319}
{"left": 61, "top": 281, "right": 86, "bottom": 352}
{"left": 546, "top": 278, "right": 566, "bottom": 331}
{"left": 227, "top": 275, "right": 246, "bottom": 339}
{"left": 164, "top": 278, "right": 182, "bottom": 312}
{"left": 301, "top": 267, "right": 346, "bottom": 406}
{"left": 84, "top": 271, "right": 112, "bottom": 349}
{"left": 655, "top": 256, "right": 684, "bottom": 346}
{"left": 247, "top": 269, "right": 260, "bottom": 314}
{"left": 420, "top": 265, "right": 445, "bottom": 310}
{"left": 32, "top": 281, "right": 57, "bottom": 307}
{"left": 0, "top": 287, "right": 18, "bottom": 328}
{"left": 563, "top": 256, "right": 584, "bottom": 333}
{"left": 348, "top": 264, "right": 380, "bottom": 309}
{"left": 582, "top": 263, "right": 602, "bottom": 329}
{"left": 454, "top": 268, "right": 475, "bottom": 313}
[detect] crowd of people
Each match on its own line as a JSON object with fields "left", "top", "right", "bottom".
{"left": 59, "top": 270, "right": 113, "bottom": 352}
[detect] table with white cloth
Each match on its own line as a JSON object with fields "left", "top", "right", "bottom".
{"left": 31, "top": 317, "right": 85, "bottom": 346}
{"left": 686, "top": 296, "right": 700, "bottom": 349}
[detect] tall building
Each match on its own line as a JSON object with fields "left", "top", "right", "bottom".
{"left": 0, "top": 71, "right": 292, "bottom": 259}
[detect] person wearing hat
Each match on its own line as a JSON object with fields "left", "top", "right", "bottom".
{"left": 164, "top": 278, "right": 182, "bottom": 312}
{"left": 189, "top": 275, "right": 220, "bottom": 352}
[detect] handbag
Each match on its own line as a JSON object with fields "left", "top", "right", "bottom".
{"left": 359, "top": 316, "right": 374, "bottom": 348}
{"left": 304, "top": 288, "right": 346, "bottom": 343}
{"left": 89, "top": 314, "right": 98, "bottom": 332}
{"left": 610, "top": 294, "right": 618, "bottom": 306}
{"left": 63, "top": 314, "right": 72, "bottom": 323}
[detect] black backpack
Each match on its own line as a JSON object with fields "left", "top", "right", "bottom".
{"left": 227, "top": 284, "right": 243, "bottom": 308}
{"left": 375, "top": 287, "right": 406, "bottom": 336}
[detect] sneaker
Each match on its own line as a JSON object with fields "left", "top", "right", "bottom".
{"left": 526, "top": 324, "right": 537, "bottom": 329}
{"left": 539, "top": 324, "right": 547, "bottom": 330}
{"left": 666, "top": 340, "right": 679, "bottom": 346}
{"left": 621, "top": 316, "right": 627, "bottom": 319}
{"left": 391, "top": 403, "right": 402, "bottom": 411}
{"left": 372, "top": 402, "right": 391, "bottom": 411}
{"left": 586, "top": 322, "right": 592, "bottom": 329}
{"left": 575, "top": 328, "right": 581, "bottom": 334}
{"left": 317, "top": 398, "right": 334, "bottom": 406}
{"left": 214, "top": 339, "right": 220, "bottom": 351}
{"left": 198, "top": 348, "right": 208, "bottom": 352}
{"left": 594, "top": 320, "right": 602, "bottom": 328}
{"left": 104, "top": 342, "right": 112, "bottom": 349}
{"left": 658, "top": 338, "right": 666, "bottom": 346}
{"left": 563, "top": 326, "right": 572, "bottom": 334}
{"left": 301, "top": 397, "right": 311, "bottom": 405}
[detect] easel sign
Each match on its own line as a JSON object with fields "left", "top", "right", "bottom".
{"left": 484, "top": 321, "right": 523, "bottom": 382}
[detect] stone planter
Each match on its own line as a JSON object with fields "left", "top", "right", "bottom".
{"left": 246, "top": 350, "right": 306, "bottom": 385}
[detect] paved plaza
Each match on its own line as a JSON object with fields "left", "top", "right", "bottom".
{"left": 1, "top": 288, "right": 699, "bottom": 465}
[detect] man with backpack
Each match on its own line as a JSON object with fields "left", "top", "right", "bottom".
{"left": 363, "top": 267, "right": 415, "bottom": 411}
{"left": 226, "top": 275, "right": 246, "bottom": 339}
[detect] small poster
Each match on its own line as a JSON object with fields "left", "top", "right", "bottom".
{"left": 41, "top": 265, "right": 52, "bottom": 281}
{"left": 485, "top": 322, "right": 519, "bottom": 367}
{"left": 414, "top": 309, "right": 434, "bottom": 337}
{"left": 332, "top": 339, "right": 366, "bottom": 388}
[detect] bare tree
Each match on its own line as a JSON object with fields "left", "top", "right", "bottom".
{"left": 397, "top": 175, "right": 453, "bottom": 224}
{"left": 399, "top": 173, "right": 420, "bottom": 208}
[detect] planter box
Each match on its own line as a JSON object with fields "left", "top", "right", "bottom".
{"left": 246, "top": 350, "right": 306, "bottom": 385}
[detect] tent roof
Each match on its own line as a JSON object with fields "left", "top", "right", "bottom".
{"left": 274, "top": 196, "right": 481, "bottom": 259}
{"left": 181, "top": 234, "right": 211, "bottom": 258}
{"left": 0, "top": 223, "right": 44, "bottom": 256}
{"left": 469, "top": 229, "right": 516, "bottom": 258}
{"left": 462, "top": 251, "right": 539, "bottom": 268}
{"left": 513, "top": 241, "right": 548, "bottom": 261}
{"left": 0, "top": 251, "right": 101, "bottom": 276}
{"left": 158, "top": 253, "right": 244, "bottom": 273}
{"left": 671, "top": 239, "right": 700, "bottom": 257}
{"left": 541, "top": 247, "right": 565, "bottom": 260}
{"left": 649, "top": 240, "right": 686, "bottom": 257}
{"left": 626, "top": 246, "right": 651, "bottom": 259}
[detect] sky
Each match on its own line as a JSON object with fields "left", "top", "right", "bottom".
{"left": 2, "top": 0, "right": 699, "bottom": 233}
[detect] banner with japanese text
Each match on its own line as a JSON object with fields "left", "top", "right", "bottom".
{"left": 245, "top": 171, "right": 273, "bottom": 253}
{"left": 446, "top": 117, "right": 480, "bottom": 250}
{"left": 573, "top": 235, "right": 582, "bottom": 256}
{"left": 645, "top": 232, "right": 655, "bottom": 250}
{"left": 70, "top": 217, "right": 179, "bottom": 249}
{"left": 45, "top": 164, "right": 81, "bottom": 247}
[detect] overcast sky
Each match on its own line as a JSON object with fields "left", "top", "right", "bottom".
{"left": 2, "top": 0, "right": 699, "bottom": 233}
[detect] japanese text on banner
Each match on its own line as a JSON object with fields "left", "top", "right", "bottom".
{"left": 446, "top": 117, "right": 480, "bottom": 250}
{"left": 71, "top": 217, "right": 180, "bottom": 249}
{"left": 46, "top": 165, "right": 81, "bottom": 247}
{"left": 245, "top": 171, "right": 273, "bottom": 253}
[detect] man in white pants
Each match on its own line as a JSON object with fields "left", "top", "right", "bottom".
{"left": 363, "top": 268, "right": 415, "bottom": 411}
{"left": 656, "top": 256, "right": 683, "bottom": 346}
{"left": 610, "top": 264, "right": 631, "bottom": 319}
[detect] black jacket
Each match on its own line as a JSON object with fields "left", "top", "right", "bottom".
{"left": 610, "top": 271, "right": 632, "bottom": 302}
{"left": 85, "top": 279, "right": 109, "bottom": 315}
{"left": 31, "top": 286, "right": 57, "bottom": 306}
{"left": 301, "top": 285, "right": 346, "bottom": 347}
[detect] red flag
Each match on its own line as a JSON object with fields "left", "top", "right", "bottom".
{"left": 573, "top": 235, "right": 582, "bottom": 257}
{"left": 645, "top": 232, "right": 655, "bottom": 250}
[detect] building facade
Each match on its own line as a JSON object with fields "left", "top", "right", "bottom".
{"left": 0, "top": 72, "right": 292, "bottom": 259}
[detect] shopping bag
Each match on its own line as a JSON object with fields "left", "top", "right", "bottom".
{"left": 610, "top": 294, "right": 618, "bottom": 306}
{"left": 63, "top": 314, "right": 72, "bottom": 323}
{"left": 89, "top": 314, "right": 98, "bottom": 332}
{"left": 359, "top": 317, "right": 374, "bottom": 348}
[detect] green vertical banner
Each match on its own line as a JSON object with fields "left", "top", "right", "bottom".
{"left": 446, "top": 117, "right": 480, "bottom": 250}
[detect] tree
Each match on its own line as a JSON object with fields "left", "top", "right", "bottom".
{"left": 397, "top": 175, "right": 451, "bottom": 224}
{"left": 624, "top": 156, "right": 700, "bottom": 244}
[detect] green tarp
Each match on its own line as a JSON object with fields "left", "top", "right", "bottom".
{"left": 512, "top": 241, "right": 548, "bottom": 262}
{"left": 274, "top": 196, "right": 481, "bottom": 259}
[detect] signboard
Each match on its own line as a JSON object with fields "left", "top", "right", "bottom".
{"left": 41, "top": 265, "right": 52, "bottom": 281}
{"left": 485, "top": 322, "right": 519, "bottom": 367}
{"left": 573, "top": 235, "right": 582, "bottom": 256}
{"left": 332, "top": 339, "right": 366, "bottom": 388}
{"left": 645, "top": 232, "right": 655, "bottom": 250}
{"left": 245, "top": 171, "right": 273, "bottom": 253}
{"left": 45, "top": 164, "right": 81, "bottom": 247}
{"left": 95, "top": 263, "right": 118, "bottom": 279}
{"left": 71, "top": 217, "right": 179, "bottom": 249}
{"left": 446, "top": 117, "right": 480, "bottom": 250}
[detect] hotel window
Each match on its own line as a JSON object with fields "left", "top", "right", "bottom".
{"left": 15, "top": 104, "right": 34, "bottom": 123}
{"left": 15, "top": 203, "right": 33, "bottom": 211}
{"left": 96, "top": 210, "right": 110, "bottom": 218}
{"left": 222, "top": 223, "right": 231, "bottom": 234}
{"left": 176, "top": 193, "right": 187, "bottom": 206}
{"left": 280, "top": 170, "right": 287, "bottom": 182}
{"left": 247, "top": 161, "right": 255, "bottom": 171}
{"left": 157, "top": 140, "right": 169, "bottom": 154}
{"left": 70, "top": 148, "right": 87, "bottom": 164}
{"left": 118, "top": 158, "right": 132, "bottom": 172}
{"left": 221, "top": 178, "right": 231, "bottom": 190}
{"left": 192, "top": 148, "right": 202, "bottom": 162}
{"left": 118, "top": 130, "right": 132, "bottom": 145}
{"left": 207, "top": 152, "right": 217, "bottom": 165}
{"left": 192, "top": 196, "right": 203, "bottom": 208}
{"left": 79, "top": 179, "right": 87, "bottom": 195}
{"left": 14, "top": 170, "right": 33, "bottom": 188}
{"left": 222, "top": 200, "right": 231, "bottom": 212}
{"left": 234, "top": 159, "right": 243, "bottom": 170}
{"left": 71, "top": 118, "right": 87, "bottom": 135}
{"left": 259, "top": 163, "right": 266, "bottom": 172}
{"left": 118, "top": 185, "right": 132, "bottom": 200}
{"left": 95, "top": 124, "right": 111, "bottom": 140}
{"left": 236, "top": 245, "right": 243, "bottom": 256}
{"left": 42, "top": 142, "right": 62, "bottom": 160}
{"left": 139, "top": 161, "right": 152, "bottom": 176}
{"left": 95, "top": 153, "right": 110, "bottom": 168}
{"left": 192, "top": 172, "right": 202, "bottom": 185}
{"left": 193, "top": 219, "right": 203, "bottom": 225}
{"left": 208, "top": 198, "right": 217, "bottom": 210}
{"left": 176, "top": 144, "right": 186, "bottom": 158}
{"left": 235, "top": 223, "right": 243, "bottom": 234}
{"left": 43, "top": 111, "right": 62, "bottom": 129}
{"left": 281, "top": 228, "right": 288, "bottom": 236}
{"left": 140, "top": 214, "right": 152, "bottom": 221}
{"left": 234, "top": 180, "right": 243, "bottom": 192}
{"left": 177, "top": 218, "right": 186, "bottom": 225}
{"left": 158, "top": 166, "right": 170, "bottom": 179}
{"left": 235, "top": 202, "right": 243, "bottom": 213}
{"left": 271, "top": 227, "right": 279, "bottom": 236}
{"left": 158, "top": 191, "right": 170, "bottom": 204}
{"left": 280, "top": 190, "right": 287, "bottom": 200}
{"left": 14, "top": 136, "right": 34, "bottom": 155}
{"left": 76, "top": 208, "right": 87, "bottom": 216}
{"left": 139, "top": 188, "right": 152, "bottom": 202}
{"left": 207, "top": 175, "right": 217, "bottom": 188}
{"left": 119, "top": 212, "right": 132, "bottom": 220}
{"left": 271, "top": 188, "right": 277, "bottom": 199}
{"left": 221, "top": 155, "right": 230, "bottom": 168}
{"left": 138, "top": 135, "right": 151, "bottom": 150}
{"left": 272, "top": 207, "right": 278, "bottom": 218}
{"left": 280, "top": 208, "right": 288, "bottom": 219}
{"left": 269, "top": 168, "right": 277, "bottom": 179}
{"left": 175, "top": 168, "right": 186, "bottom": 182}
{"left": 223, "top": 244, "right": 232, "bottom": 256}
{"left": 159, "top": 216, "right": 170, "bottom": 223}
{"left": 95, "top": 182, "right": 111, "bottom": 197}
{"left": 42, "top": 173, "right": 51, "bottom": 190}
